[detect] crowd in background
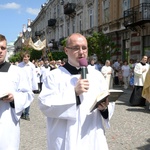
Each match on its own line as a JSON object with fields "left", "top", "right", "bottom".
{"left": 11, "top": 55, "right": 150, "bottom": 111}
{"left": 11, "top": 56, "right": 150, "bottom": 92}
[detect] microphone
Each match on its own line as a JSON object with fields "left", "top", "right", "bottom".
{"left": 79, "top": 58, "right": 88, "bottom": 79}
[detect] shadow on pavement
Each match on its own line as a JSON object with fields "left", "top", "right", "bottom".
{"left": 126, "top": 107, "right": 150, "bottom": 114}
{"left": 137, "top": 138, "right": 150, "bottom": 150}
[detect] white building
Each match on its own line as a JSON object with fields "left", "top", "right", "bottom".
{"left": 6, "top": 42, "right": 15, "bottom": 62}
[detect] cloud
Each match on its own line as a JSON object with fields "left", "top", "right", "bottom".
{"left": 0, "top": 2, "right": 20, "bottom": 9}
{"left": 26, "top": 8, "right": 40, "bottom": 15}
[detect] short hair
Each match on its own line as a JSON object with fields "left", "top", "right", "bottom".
{"left": 21, "top": 51, "right": 30, "bottom": 59}
{"left": 0, "top": 34, "right": 6, "bottom": 42}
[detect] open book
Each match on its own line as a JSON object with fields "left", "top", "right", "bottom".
{"left": 90, "top": 89, "right": 124, "bottom": 112}
{"left": 0, "top": 93, "right": 9, "bottom": 99}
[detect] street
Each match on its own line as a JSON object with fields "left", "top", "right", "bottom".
{"left": 20, "top": 87, "right": 150, "bottom": 150}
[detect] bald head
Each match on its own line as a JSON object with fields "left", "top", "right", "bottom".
{"left": 66, "top": 33, "right": 87, "bottom": 47}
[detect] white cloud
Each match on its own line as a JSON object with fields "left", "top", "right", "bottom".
{"left": 0, "top": 2, "right": 20, "bottom": 9}
{"left": 26, "top": 8, "right": 40, "bottom": 15}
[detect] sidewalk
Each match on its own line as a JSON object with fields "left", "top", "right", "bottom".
{"left": 106, "top": 86, "right": 150, "bottom": 150}
{"left": 20, "top": 86, "right": 150, "bottom": 150}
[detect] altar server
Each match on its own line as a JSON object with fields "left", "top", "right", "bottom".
{"left": 0, "top": 34, "right": 34, "bottom": 150}
{"left": 39, "top": 33, "right": 115, "bottom": 150}
{"left": 129, "top": 56, "right": 149, "bottom": 106}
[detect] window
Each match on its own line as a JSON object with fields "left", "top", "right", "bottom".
{"left": 60, "top": 25, "right": 63, "bottom": 38}
{"left": 102, "top": 0, "right": 110, "bottom": 23}
{"left": 140, "top": 0, "right": 149, "bottom": 3}
{"left": 67, "top": 22, "right": 70, "bottom": 36}
{"left": 54, "top": 6, "right": 56, "bottom": 18}
{"left": 72, "top": 18, "right": 75, "bottom": 33}
{"left": 122, "top": 0, "right": 130, "bottom": 16}
{"left": 57, "top": 4, "right": 60, "bottom": 16}
{"left": 77, "top": 13, "right": 82, "bottom": 32}
{"left": 88, "top": 7, "right": 94, "bottom": 28}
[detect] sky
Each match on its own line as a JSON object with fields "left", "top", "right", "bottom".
{"left": 0, "top": 0, "right": 47, "bottom": 43}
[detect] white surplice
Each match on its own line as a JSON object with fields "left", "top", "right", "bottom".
{"left": 134, "top": 63, "right": 149, "bottom": 86}
{"left": 101, "top": 65, "right": 114, "bottom": 89}
{"left": 38, "top": 66, "right": 115, "bottom": 150}
{"left": 18, "top": 61, "right": 38, "bottom": 91}
{"left": 0, "top": 65, "right": 34, "bottom": 150}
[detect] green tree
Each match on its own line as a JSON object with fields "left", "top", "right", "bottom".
{"left": 9, "top": 48, "right": 43, "bottom": 62}
{"left": 86, "top": 32, "right": 118, "bottom": 63}
{"left": 48, "top": 51, "right": 67, "bottom": 61}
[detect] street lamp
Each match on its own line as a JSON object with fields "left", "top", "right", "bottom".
{"left": 48, "top": 41, "right": 53, "bottom": 51}
{"left": 22, "top": 19, "right": 32, "bottom": 44}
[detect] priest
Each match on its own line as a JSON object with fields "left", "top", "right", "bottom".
{"left": 38, "top": 33, "right": 115, "bottom": 150}
{"left": 129, "top": 56, "right": 149, "bottom": 106}
{"left": 0, "top": 34, "right": 34, "bottom": 149}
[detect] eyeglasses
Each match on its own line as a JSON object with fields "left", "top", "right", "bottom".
{"left": 0, "top": 46, "right": 6, "bottom": 50}
{"left": 66, "top": 46, "right": 88, "bottom": 52}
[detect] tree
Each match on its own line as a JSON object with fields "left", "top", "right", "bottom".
{"left": 9, "top": 48, "right": 43, "bottom": 62}
{"left": 86, "top": 32, "right": 118, "bottom": 63}
{"left": 47, "top": 51, "right": 67, "bottom": 61}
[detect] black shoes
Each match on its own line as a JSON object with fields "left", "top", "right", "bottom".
{"left": 25, "top": 115, "right": 30, "bottom": 121}
{"left": 21, "top": 114, "right": 30, "bottom": 121}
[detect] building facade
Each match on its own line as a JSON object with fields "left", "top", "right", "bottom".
{"left": 14, "top": 0, "right": 99, "bottom": 55}
{"left": 14, "top": 0, "right": 150, "bottom": 61}
{"left": 98, "top": 0, "right": 150, "bottom": 61}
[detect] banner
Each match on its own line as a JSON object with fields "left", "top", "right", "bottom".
{"left": 28, "top": 38, "right": 46, "bottom": 51}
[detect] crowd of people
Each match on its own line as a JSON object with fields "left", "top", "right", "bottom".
{"left": 0, "top": 32, "right": 150, "bottom": 150}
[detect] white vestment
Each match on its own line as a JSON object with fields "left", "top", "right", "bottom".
{"left": 18, "top": 61, "right": 38, "bottom": 90}
{"left": 134, "top": 63, "right": 149, "bottom": 86}
{"left": 0, "top": 65, "right": 34, "bottom": 150}
{"left": 39, "top": 66, "right": 115, "bottom": 150}
{"left": 101, "top": 66, "right": 114, "bottom": 89}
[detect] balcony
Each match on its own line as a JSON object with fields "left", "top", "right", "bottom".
{"left": 123, "top": 3, "right": 150, "bottom": 29}
{"left": 64, "top": 3, "right": 76, "bottom": 15}
{"left": 48, "top": 19, "right": 56, "bottom": 27}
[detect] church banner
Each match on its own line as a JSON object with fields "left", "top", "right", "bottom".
{"left": 28, "top": 38, "right": 46, "bottom": 51}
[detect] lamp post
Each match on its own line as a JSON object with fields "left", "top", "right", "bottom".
{"left": 48, "top": 41, "right": 53, "bottom": 51}
{"left": 47, "top": 41, "right": 54, "bottom": 60}
{"left": 22, "top": 19, "right": 32, "bottom": 43}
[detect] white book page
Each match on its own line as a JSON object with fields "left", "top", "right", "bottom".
{"left": 0, "top": 73, "right": 10, "bottom": 98}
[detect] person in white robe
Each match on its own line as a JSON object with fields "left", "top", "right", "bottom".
{"left": 101, "top": 60, "right": 114, "bottom": 89}
{"left": 38, "top": 33, "right": 115, "bottom": 150}
{"left": 0, "top": 34, "right": 34, "bottom": 150}
{"left": 129, "top": 56, "right": 149, "bottom": 106}
{"left": 121, "top": 60, "right": 130, "bottom": 89}
{"left": 18, "top": 51, "right": 38, "bottom": 120}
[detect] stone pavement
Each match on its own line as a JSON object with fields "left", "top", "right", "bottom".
{"left": 20, "top": 86, "right": 150, "bottom": 150}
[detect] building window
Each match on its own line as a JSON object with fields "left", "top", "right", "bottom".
{"left": 122, "top": 0, "right": 130, "bottom": 16}
{"left": 54, "top": 6, "right": 56, "bottom": 18}
{"left": 60, "top": 25, "right": 63, "bottom": 37}
{"left": 67, "top": 22, "right": 70, "bottom": 36}
{"left": 102, "top": 0, "right": 110, "bottom": 23}
{"left": 88, "top": 7, "right": 94, "bottom": 28}
{"left": 72, "top": 18, "right": 75, "bottom": 33}
{"left": 140, "top": 0, "right": 149, "bottom": 3}
{"left": 57, "top": 4, "right": 60, "bottom": 16}
{"left": 77, "top": 13, "right": 82, "bottom": 32}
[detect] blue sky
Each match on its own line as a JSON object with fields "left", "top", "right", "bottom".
{"left": 0, "top": 0, "right": 47, "bottom": 43}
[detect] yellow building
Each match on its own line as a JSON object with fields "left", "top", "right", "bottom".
{"left": 98, "top": 0, "right": 150, "bottom": 61}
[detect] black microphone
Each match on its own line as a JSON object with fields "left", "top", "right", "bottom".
{"left": 79, "top": 58, "right": 88, "bottom": 79}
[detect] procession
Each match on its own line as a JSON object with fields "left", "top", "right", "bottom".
{"left": 1, "top": 0, "right": 150, "bottom": 150}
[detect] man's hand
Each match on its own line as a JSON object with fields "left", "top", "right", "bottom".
{"left": 2, "top": 93, "right": 14, "bottom": 102}
{"left": 75, "top": 77, "right": 89, "bottom": 96}
{"left": 97, "top": 98, "right": 109, "bottom": 111}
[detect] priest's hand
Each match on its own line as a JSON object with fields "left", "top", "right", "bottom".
{"left": 75, "top": 78, "right": 89, "bottom": 96}
{"left": 97, "top": 98, "right": 109, "bottom": 111}
{"left": 2, "top": 93, "right": 14, "bottom": 103}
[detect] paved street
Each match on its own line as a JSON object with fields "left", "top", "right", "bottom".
{"left": 20, "top": 86, "right": 150, "bottom": 150}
